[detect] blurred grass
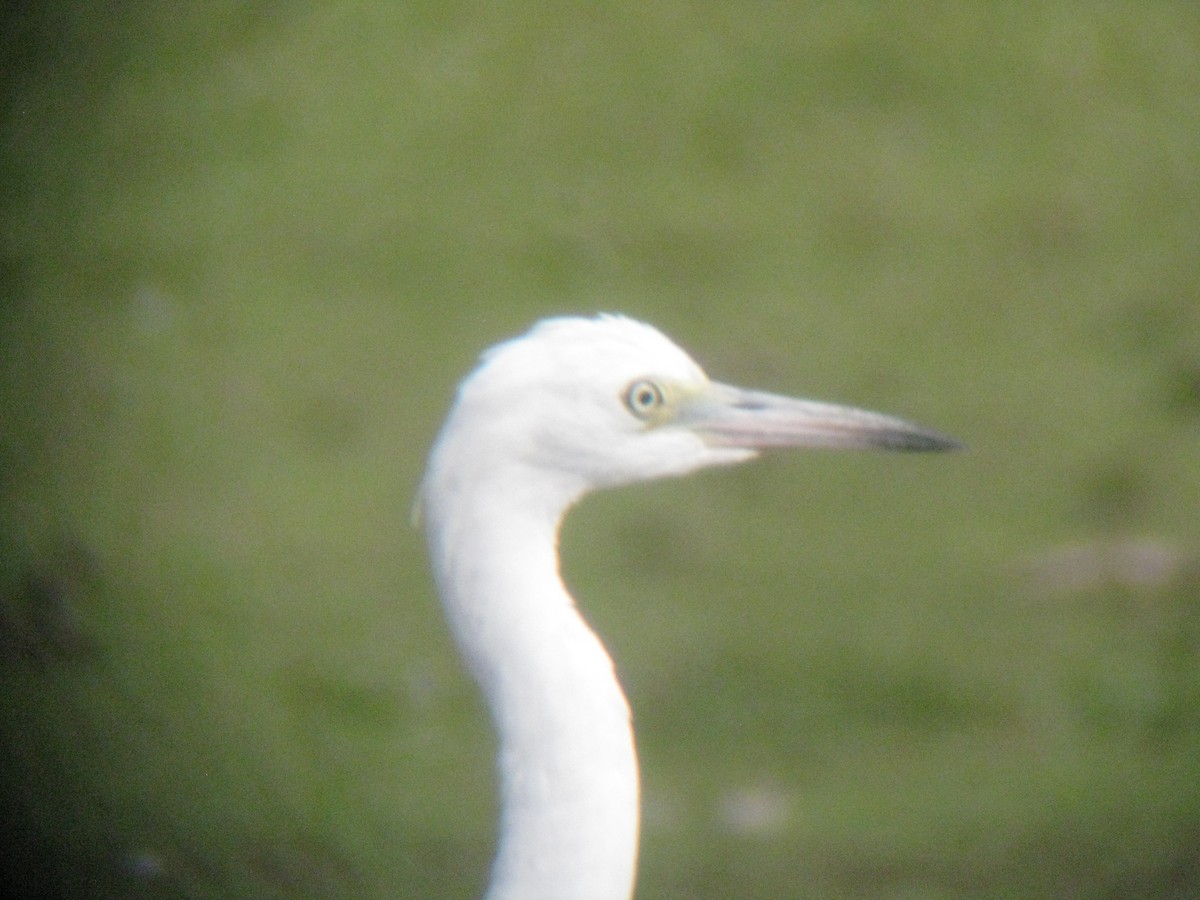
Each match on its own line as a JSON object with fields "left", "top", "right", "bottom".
{"left": 2, "top": 1, "right": 1199, "bottom": 897}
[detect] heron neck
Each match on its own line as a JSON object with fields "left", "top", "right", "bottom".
{"left": 426, "top": 476, "right": 640, "bottom": 900}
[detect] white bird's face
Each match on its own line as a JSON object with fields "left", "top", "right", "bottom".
{"left": 441, "top": 316, "right": 751, "bottom": 493}
{"left": 424, "top": 316, "right": 958, "bottom": 512}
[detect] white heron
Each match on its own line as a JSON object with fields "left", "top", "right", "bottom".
{"left": 418, "top": 315, "right": 958, "bottom": 900}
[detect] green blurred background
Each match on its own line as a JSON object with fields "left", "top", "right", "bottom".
{"left": 2, "top": 2, "right": 1198, "bottom": 897}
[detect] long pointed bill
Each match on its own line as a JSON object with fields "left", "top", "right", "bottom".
{"left": 683, "top": 383, "right": 963, "bottom": 452}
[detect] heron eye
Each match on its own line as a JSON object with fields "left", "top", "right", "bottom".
{"left": 623, "top": 379, "right": 666, "bottom": 419}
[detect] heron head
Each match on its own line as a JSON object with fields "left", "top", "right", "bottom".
{"left": 425, "top": 315, "right": 959, "bottom": 511}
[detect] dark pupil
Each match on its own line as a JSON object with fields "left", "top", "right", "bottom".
{"left": 637, "top": 387, "right": 655, "bottom": 408}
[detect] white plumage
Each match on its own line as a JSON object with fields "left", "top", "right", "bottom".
{"left": 419, "top": 315, "right": 957, "bottom": 899}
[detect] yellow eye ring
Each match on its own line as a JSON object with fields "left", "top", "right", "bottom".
{"left": 623, "top": 380, "right": 666, "bottom": 419}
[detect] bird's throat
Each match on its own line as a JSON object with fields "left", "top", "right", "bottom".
{"left": 428, "top": 500, "right": 640, "bottom": 900}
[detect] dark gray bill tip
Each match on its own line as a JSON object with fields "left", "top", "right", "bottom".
{"left": 870, "top": 427, "right": 965, "bottom": 453}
